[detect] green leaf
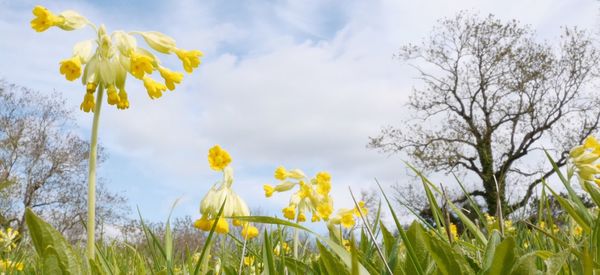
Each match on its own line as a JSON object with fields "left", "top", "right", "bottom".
{"left": 25, "top": 208, "right": 83, "bottom": 274}
{"left": 262, "top": 230, "right": 277, "bottom": 275}
{"left": 317, "top": 240, "right": 350, "bottom": 275}
{"left": 510, "top": 252, "right": 539, "bottom": 275}
{"left": 481, "top": 230, "right": 502, "bottom": 271}
{"left": 376, "top": 180, "right": 425, "bottom": 275}
{"left": 420, "top": 224, "right": 474, "bottom": 275}
{"left": 482, "top": 237, "right": 516, "bottom": 275}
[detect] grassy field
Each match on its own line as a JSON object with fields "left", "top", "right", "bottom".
{"left": 1, "top": 140, "right": 599, "bottom": 275}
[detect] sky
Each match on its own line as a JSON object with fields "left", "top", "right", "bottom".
{"left": 0, "top": 0, "right": 598, "bottom": 228}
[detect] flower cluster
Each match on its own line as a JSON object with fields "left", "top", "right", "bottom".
{"left": 570, "top": 136, "right": 600, "bottom": 186}
{"left": 0, "top": 259, "right": 24, "bottom": 272}
{"left": 328, "top": 201, "right": 369, "bottom": 229}
{"left": 264, "top": 166, "right": 334, "bottom": 223}
{"left": 484, "top": 213, "right": 516, "bottom": 234}
{"left": 31, "top": 5, "right": 202, "bottom": 112}
{"left": 0, "top": 228, "right": 18, "bottom": 252}
{"left": 194, "top": 146, "right": 258, "bottom": 239}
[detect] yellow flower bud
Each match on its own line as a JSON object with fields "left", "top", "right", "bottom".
{"left": 106, "top": 85, "right": 120, "bottom": 105}
{"left": 208, "top": 145, "right": 232, "bottom": 171}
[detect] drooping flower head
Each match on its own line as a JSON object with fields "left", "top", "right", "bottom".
{"left": 31, "top": 5, "right": 203, "bottom": 112}
{"left": 264, "top": 166, "right": 335, "bottom": 223}
{"left": 195, "top": 145, "right": 257, "bottom": 236}
{"left": 0, "top": 227, "right": 19, "bottom": 252}
{"left": 328, "top": 201, "right": 368, "bottom": 229}
{"left": 570, "top": 136, "right": 600, "bottom": 186}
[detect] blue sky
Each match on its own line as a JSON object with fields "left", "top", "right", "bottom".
{"left": 1, "top": 0, "right": 598, "bottom": 230}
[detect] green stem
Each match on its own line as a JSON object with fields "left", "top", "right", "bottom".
{"left": 293, "top": 228, "right": 298, "bottom": 259}
{"left": 86, "top": 83, "right": 104, "bottom": 259}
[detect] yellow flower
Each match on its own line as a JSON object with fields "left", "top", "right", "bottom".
{"left": 340, "top": 211, "right": 355, "bottom": 228}
{"left": 0, "top": 259, "right": 24, "bottom": 271}
{"left": 59, "top": 57, "right": 82, "bottom": 81}
{"left": 283, "top": 205, "right": 296, "bottom": 220}
{"left": 208, "top": 145, "right": 232, "bottom": 171}
{"left": 552, "top": 224, "right": 560, "bottom": 234}
{"left": 574, "top": 225, "right": 583, "bottom": 237}
{"left": 317, "top": 202, "right": 333, "bottom": 220}
{"left": 315, "top": 172, "right": 331, "bottom": 195}
{"left": 215, "top": 218, "right": 229, "bottom": 234}
{"left": 174, "top": 48, "right": 203, "bottom": 73}
{"left": 129, "top": 51, "right": 154, "bottom": 79}
{"left": 30, "top": 5, "right": 64, "bottom": 32}
{"left": 117, "top": 89, "right": 130, "bottom": 110}
{"left": 449, "top": 223, "right": 459, "bottom": 239}
{"left": 244, "top": 256, "right": 254, "bottom": 266}
{"left": 311, "top": 214, "right": 321, "bottom": 222}
{"left": 504, "top": 220, "right": 516, "bottom": 234}
{"left": 274, "top": 166, "right": 288, "bottom": 180}
{"left": 263, "top": 184, "right": 275, "bottom": 197}
{"left": 298, "top": 181, "right": 312, "bottom": 198}
{"left": 159, "top": 66, "right": 183, "bottom": 91}
{"left": 193, "top": 217, "right": 211, "bottom": 231}
{"left": 584, "top": 136, "right": 600, "bottom": 150}
{"left": 80, "top": 92, "right": 95, "bottom": 113}
{"left": 106, "top": 85, "right": 120, "bottom": 105}
{"left": 0, "top": 228, "right": 18, "bottom": 252}
{"left": 197, "top": 147, "right": 250, "bottom": 235}
{"left": 343, "top": 239, "right": 351, "bottom": 251}
{"left": 241, "top": 225, "right": 259, "bottom": 240}
{"left": 143, "top": 76, "right": 167, "bottom": 99}
{"left": 297, "top": 212, "right": 306, "bottom": 223}
{"left": 353, "top": 201, "right": 368, "bottom": 217}
{"left": 33, "top": 6, "right": 201, "bottom": 112}
{"left": 539, "top": 221, "right": 546, "bottom": 229}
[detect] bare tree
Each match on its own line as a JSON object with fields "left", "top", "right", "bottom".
{"left": 0, "top": 81, "right": 129, "bottom": 241}
{"left": 369, "top": 12, "right": 600, "bottom": 215}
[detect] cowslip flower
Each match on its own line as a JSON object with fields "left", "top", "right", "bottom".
{"left": 31, "top": 5, "right": 203, "bottom": 260}
{"left": 328, "top": 201, "right": 368, "bottom": 229}
{"left": 264, "top": 166, "right": 334, "bottom": 223}
{"left": 0, "top": 228, "right": 19, "bottom": 252}
{"left": 31, "top": 5, "right": 202, "bottom": 112}
{"left": 195, "top": 146, "right": 251, "bottom": 235}
{"left": 0, "top": 259, "right": 24, "bottom": 272}
{"left": 570, "top": 136, "right": 600, "bottom": 185}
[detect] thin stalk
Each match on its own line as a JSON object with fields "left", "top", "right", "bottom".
{"left": 293, "top": 228, "right": 299, "bottom": 258}
{"left": 349, "top": 187, "right": 393, "bottom": 275}
{"left": 238, "top": 229, "right": 249, "bottom": 275}
{"left": 87, "top": 83, "right": 104, "bottom": 259}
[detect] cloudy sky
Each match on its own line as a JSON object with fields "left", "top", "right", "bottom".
{"left": 0, "top": 0, "right": 598, "bottom": 226}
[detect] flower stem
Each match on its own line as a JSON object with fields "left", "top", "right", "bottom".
{"left": 86, "top": 83, "right": 104, "bottom": 259}
{"left": 293, "top": 228, "right": 299, "bottom": 258}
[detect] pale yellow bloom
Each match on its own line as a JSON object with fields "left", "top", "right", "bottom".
{"left": 196, "top": 146, "right": 250, "bottom": 235}
{"left": 143, "top": 76, "right": 167, "bottom": 99}
{"left": 274, "top": 166, "right": 288, "bottom": 180}
{"left": 117, "top": 89, "right": 130, "bottom": 110}
{"left": 30, "top": 6, "right": 64, "bottom": 32}
{"left": 315, "top": 172, "right": 331, "bottom": 195}
{"left": 159, "top": 66, "right": 183, "bottom": 91}
{"left": 574, "top": 225, "right": 583, "bottom": 237}
{"left": 208, "top": 145, "right": 232, "bottom": 171}
{"left": 241, "top": 225, "right": 259, "bottom": 240}
{"left": 283, "top": 205, "right": 296, "bottom": 220}
{"left": 174, "top": 48, "right": 203, "bottom": 73}
{"left": 449, "top": 223, "right": 459, "bottom": 239}
{"left": 244, "top": 256, "right": 254, "bottom": 266}
{"left": 263, "top": 184, "right": 275, "bottom": 197}
{"left": 59, "top": 57, "right": 82, "bottom": 81}
{"left": 0, "top": 259, "right": 24, "bottom": 272}
{"left": 0, "top": 228, "right": 18, "bottom": 252}
{"left": 80, "top": 92, "right": 95, "bottom": 113}
{"left": 130, "top": 51, "right": 154, "bottom": 79}
{"left": 32, "top": 5, "right": 201, "bottom": 112}
{"left": 106, "top": 85, "right": 120, "bottom": 105}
